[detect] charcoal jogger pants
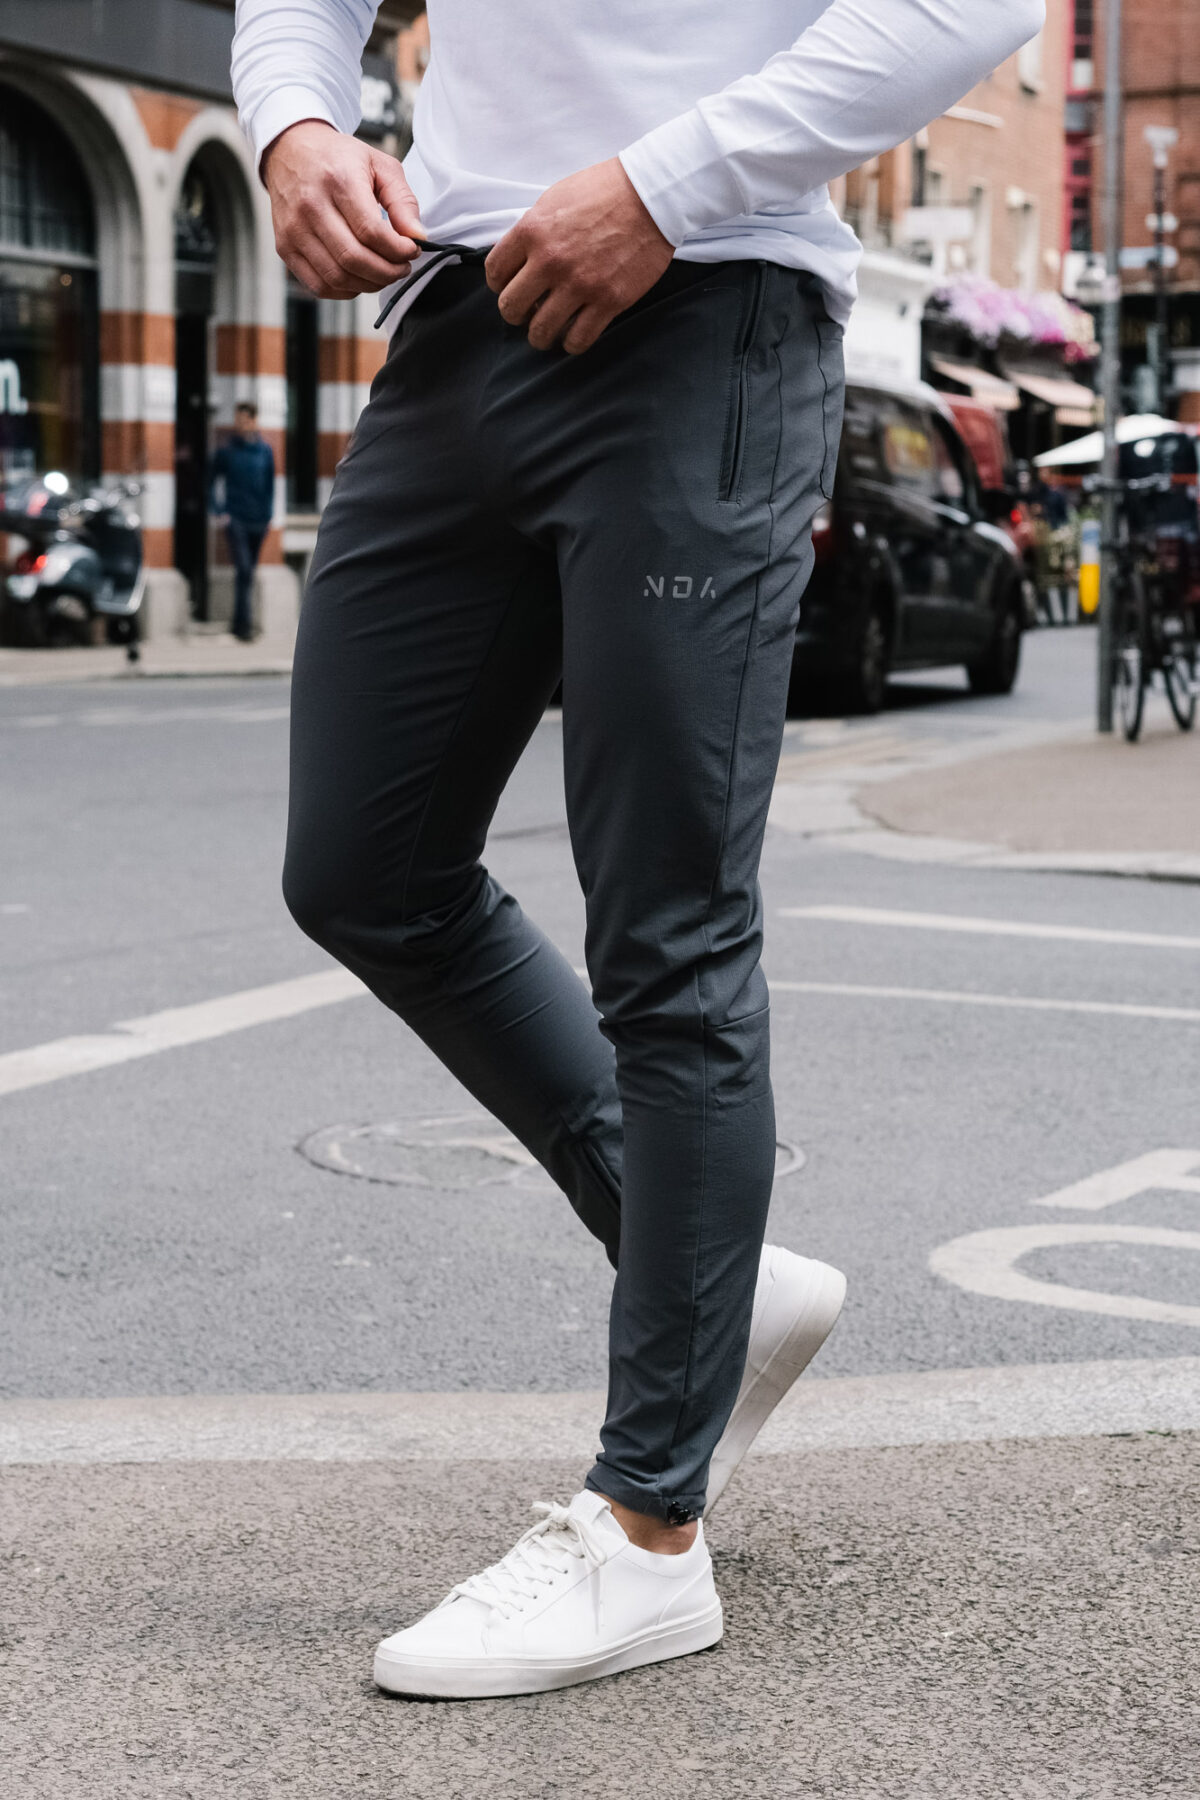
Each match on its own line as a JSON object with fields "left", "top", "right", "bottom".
{"left": 283, "top": 258, "right": 844, "bottom": 1522}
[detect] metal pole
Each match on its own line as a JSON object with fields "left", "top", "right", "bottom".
{"left": 1097, "top": 0, "right": 1124, "bottom": 733}
{"left": 1153, "top": 158, "right": 1169, "bottom": 411}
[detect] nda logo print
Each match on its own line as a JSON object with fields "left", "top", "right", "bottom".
{"left": 643, "top": 575, "right": 717, "bottom": 599}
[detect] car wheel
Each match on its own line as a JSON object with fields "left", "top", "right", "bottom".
{"left": 843, "top": 601, "right": 889, "bottom": 714}
{"left": 967, "top": 590, "right": 1022, "bottom": 696}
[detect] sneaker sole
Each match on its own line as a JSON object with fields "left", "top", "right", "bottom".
{"left": 373, "top": 1600, "right": 724, "bottom": 1700}
{"left": 704, "top": 1258, "right": 847, "bottom": 1518}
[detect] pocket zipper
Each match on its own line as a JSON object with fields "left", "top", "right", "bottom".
{"left": 720, "top": 265, "right": 767, "bottom": 505}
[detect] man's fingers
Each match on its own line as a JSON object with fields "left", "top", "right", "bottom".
{"left": 307, "top": 212, "right": 413, "bottom": 290}
{"left": 561, "top": 305, "right": 612, "bottom": 356}
{"left": 371, "top": 155, "right": 424, "bottom": 248}
{"left": 525, "top": 289, "right": 583, "bottom": 352}
{"left": 484, "top": 229, "right": 528, "bottom": 295}
{"left": 285, "top": 243, "right": 362, "bottom": 301}
{"left": 495, "top": 260, "right": 555, "bottom": 327}
{"left": 331, "top": 182, "right": 419, "bottom": 268}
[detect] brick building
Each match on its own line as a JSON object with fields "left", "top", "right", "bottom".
{"left": 815, "top": 0, "right": 1100, "bottom": 450}
{"left": 836, "top": 0, "right": 1071, "bottom": 297}
{"left": 1083, "top": 0, "right": 1200, "bottom": 421}
{"left": 0, "top": 0, "right": 420, "bottom": 635}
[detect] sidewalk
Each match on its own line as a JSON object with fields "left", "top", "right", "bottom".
{"left": 0, "top": 634, "right": 293, "bottom": 686}
{"left": 858, "top": 717, "right": 1200, "bottom": 879}
{"left": 3, "top": 1426, "right": 1194, "bottom": 1798}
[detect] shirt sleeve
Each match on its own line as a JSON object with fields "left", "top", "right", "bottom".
{"left": 231, "top": 0, "right": 380, "bottom": 168}
{"left": 619, "top": 0, "right": 1046, "bottom": 246}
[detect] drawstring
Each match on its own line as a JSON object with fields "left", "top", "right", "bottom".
{"left": 374, "top": 237, "right": 494, "bottom": 330}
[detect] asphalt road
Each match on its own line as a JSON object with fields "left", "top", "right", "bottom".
{"left": 3, "top": 630, "right": 1198, "bottom": 1396}
{"left": 3, "top": 628, "right": 1199, "bottom": 1795}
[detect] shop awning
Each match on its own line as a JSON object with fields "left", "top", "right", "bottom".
{"left": 929, "top": 358, "right": 1021, "bottom": 410}
{"left": 1002, "top": 367, "right": 1099, "bottom": 423}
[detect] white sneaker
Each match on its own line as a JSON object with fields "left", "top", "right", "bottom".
{"left": 373, "top": 1490, "right": 722, "bottom": 1699}
{"left": 705, "top": 1244, "right": 847, "bottom": 1517}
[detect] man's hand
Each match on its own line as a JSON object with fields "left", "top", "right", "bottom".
{"left": 485, "top": 158, "right": 674, "bottom": 355}
{"left": 262, "top": 121, "right": 422, "bottom": 299}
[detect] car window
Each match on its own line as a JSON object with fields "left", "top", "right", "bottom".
{"left": 839, "top": 389, "right": 888, "bottom": 484}
{"left": 878, "top": 401, "right": 936, "bottom": 494}
{"left": 929, "top": 414, "right": 976, "bottom": 509}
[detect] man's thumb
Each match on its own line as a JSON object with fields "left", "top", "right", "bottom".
{"left": 372, "top": 153, "right": 422, "bottom": 242}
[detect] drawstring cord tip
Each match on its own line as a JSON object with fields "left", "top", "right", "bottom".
{"left": 374, "top": 238, "right": 493, "bottom": 331}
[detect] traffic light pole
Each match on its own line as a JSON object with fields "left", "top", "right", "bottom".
{"left": 1097, "top": 0, "right": 1123, "bottom": 733}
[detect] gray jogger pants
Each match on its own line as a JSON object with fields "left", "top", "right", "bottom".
{"left": 282, "top": 257, "right": 843, "bottom": 1521}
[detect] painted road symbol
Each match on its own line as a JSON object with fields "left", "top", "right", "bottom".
{"left": 931, "top": 1149, "right": 1200, "bottom": 1327}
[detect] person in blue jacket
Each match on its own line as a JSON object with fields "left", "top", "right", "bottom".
{"left": 210, "top": 401, "right": 275, "bottom": 641}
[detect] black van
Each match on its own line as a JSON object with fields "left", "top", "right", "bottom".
{"left": 793, "top": 378, "right": 1033, "bottom": 711}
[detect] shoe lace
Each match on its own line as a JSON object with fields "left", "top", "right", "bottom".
{"left": 449, "top": 1502, "right": 612, "bottom": 1626}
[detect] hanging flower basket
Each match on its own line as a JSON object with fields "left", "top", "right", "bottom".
{"left": 929, "top": 278, "right": 1099, "bottom": 364}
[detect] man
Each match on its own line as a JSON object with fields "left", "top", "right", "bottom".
{"left": 209, "top": 400, "right": 275, "bottom": 641}
{"left": 232, "top": 0, "right": 1044, "bottom": 1699}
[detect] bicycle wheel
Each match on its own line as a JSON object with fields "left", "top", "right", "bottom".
{"left": 1163, "top": 606, "right": 1197, "bottom": 732}
{"left": 1113, "top": 570, "right": 1147, "bottom": 742}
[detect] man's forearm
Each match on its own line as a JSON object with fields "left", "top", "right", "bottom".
{"left": 620, "top": 0, "right": 1046, "bottom": 245}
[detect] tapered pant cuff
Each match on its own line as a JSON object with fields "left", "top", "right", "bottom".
{"left": 584, "top": 1466, "right": 704, "bottom": 1526}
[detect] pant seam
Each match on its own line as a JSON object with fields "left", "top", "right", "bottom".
{"left": 649, "top": 331, "right": 787, "bottom": 1504}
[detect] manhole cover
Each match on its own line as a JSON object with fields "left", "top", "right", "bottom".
{"left": 298, "top": 1110, "right": 805, "bottom": 1192}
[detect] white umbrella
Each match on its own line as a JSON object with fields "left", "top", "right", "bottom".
{"left": 1033, "top": 414, "right": 1186, "bottom": 468}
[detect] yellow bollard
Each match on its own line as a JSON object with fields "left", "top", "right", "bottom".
{"left": 1078, "top": 518, "right": 1101, "bottom": 616}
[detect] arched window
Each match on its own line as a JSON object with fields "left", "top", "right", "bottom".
{"left": 0, "top": 88, "right": 95, "bottom": 259}
{"left": 0, "top": 87, "right": 99, "bottom": 482}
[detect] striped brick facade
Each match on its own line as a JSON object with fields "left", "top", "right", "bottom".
{"left": 1, "top": 53, "right": 390, "bottom": 629}
{"left": 317, "top": 313, "right": 388, "bottom": 509}
{"left": 99, "top": 310, "right": 177, "bottom": 569}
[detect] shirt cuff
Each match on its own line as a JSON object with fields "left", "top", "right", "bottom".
{"left": 242, "top": 85, "right": 343, "bottom": 176}
{"left": 619, "top": 108, "right": 750, "bottom": 245}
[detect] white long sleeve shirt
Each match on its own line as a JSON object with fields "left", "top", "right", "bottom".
{"left": 232, "top": 0, "right": 1044, "bottom": 330}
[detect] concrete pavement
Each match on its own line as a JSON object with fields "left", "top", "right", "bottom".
{"left": 0, "top": 634, "right": 293, "bottom": 686}
{"left": 3, "top": 1430, "right": 1195, "bottom": 1798}
{"left": 859, "top": 718, "right": 1200, "bottom": 869}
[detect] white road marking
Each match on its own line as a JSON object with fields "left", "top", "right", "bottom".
{"left": 1030, "top": 1149, "right": 1200, "bottom": 1211}
{"left": 0, "top": 968, "right": 366, "bottom": 1098}
{"left": 932, "top": 1150, "right": 1200, "bottom": 1327}
{"left": 782, "top": 904, "right": 1200, "bottom": 952}
{"left": 930, "top": 1224, "right": 1200, "bottom": 1329}
{"left": 768, "top": 979, "right": 1200, "bottom": 1026}
{"left": 3, "top": 1355, "right": 1197, "bottom": 1466}
{"left": 4, "top": 967, "right": 1197, "bottom": 1103}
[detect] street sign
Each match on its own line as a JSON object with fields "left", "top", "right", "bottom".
{"left": 1119, "top": 244, "right": 1179, "bottom": 270}
{"left": 1146, "top": 213, "right": 1179, "bottom": 233}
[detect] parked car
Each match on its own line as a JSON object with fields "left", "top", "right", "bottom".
{"left": 794, "top": 378, "right": 1034, "bottom": 712}
{"left": 941, "top": 394, "right": 1041, "bottom": 588}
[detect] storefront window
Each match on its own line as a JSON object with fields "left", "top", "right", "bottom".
{"left": 0, "top": 87, "right": 99, "bottom": 484}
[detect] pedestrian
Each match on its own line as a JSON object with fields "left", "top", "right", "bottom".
{"left": 234, "top": 0, "right": 1045, "bottom": 1700}
{"left": 209, "top": 400, "right": 275, "bottom": 641}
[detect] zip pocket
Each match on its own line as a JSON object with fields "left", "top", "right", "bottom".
{"left": 718, "top": 264, "right": 767, "bottom": 504}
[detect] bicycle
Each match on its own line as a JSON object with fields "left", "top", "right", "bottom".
{"left": 1085, "top": 468, "right": 1199, "bottom": 742}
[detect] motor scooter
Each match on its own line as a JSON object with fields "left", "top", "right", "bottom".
{"left": 1, "top": 471, "right": 146, "bottom": 659}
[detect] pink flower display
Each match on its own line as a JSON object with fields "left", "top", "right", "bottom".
{"left": 931, "top": 278, "right": 1099, "bottom": 363}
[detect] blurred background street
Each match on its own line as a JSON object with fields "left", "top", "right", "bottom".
{"left": 2, "top": 0, "right": 1200, "bottom": 1795}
